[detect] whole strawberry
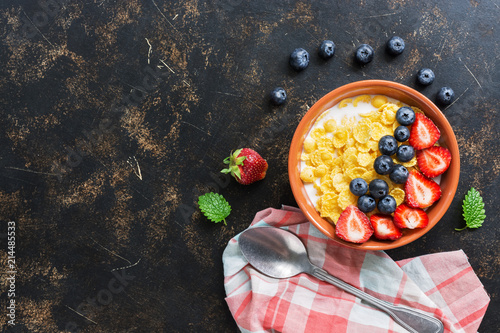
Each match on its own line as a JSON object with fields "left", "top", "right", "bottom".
{"left": 221, "top": 148, "right": 268, "bottom": 185}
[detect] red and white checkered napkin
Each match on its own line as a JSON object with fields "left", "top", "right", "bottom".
{"left": 223, "top": 206, "right": 490, "bottom": 333}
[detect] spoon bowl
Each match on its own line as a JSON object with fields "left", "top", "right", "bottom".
{"left": 239, "top": 226, "right": 313, "bottom": 278}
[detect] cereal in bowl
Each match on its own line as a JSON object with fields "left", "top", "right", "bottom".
{"left": 299, "top": 95, "right": 423, "bottom": 224}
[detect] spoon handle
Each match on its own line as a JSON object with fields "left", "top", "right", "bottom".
{"left": 312, "top": 267, "right": 444, "bottom": 333}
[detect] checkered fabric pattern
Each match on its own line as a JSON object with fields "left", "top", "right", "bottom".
{"left": 223, "top": 206, "right": 490, "bottom": 333}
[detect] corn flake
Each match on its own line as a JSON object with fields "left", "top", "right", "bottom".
{"left": 390, "top": 188, "right": 406, "bottom": 206}
{"left": 311, "top": 128, "right": 326, "bottom": 140}
{"left": 314, "top": 165, "right": 328, "bottom": 177}
{"left": 353, "top": 123, "right": 372, "bottom": 143}
{"left": 303, "top": 137, "right": 316, "bottom": 153}
{"left": 339, "top": 98, "right": 352, "bottom": 108}
{"left": 338, "top": 188, "right": 357, "bottom": 210}
{"left": 346, "top": 167, "right": 366, "bottom": 180}
{"left": 323, "top": 119, "right": 337, "bottom": 132}
{"left": 357, "top": 152, "right": 372, "bottom": 166}
{"left": 353, "top": 94, "right": 372, "bottom": 106}
{"left": 371, "top": 95, "right": 388, "bottom": 108}
{"left": 300, "top": 166, "right": 316, "bottom": 182}
{"left": 332, "top": 128, "right": 349, "bottom": 148}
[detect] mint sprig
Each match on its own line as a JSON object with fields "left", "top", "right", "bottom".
{"left": 198, "top": 192, "right": 231, "bottom": 225}
{"left": 455, "top": 187, "right": 486, "bottom": 231}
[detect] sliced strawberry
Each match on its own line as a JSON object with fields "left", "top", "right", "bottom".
{"left": 404, "top": 170, "right": 442, "bottom": 208}
{"left": 416, "top": 146, "right": 452, "bottom": 178}
{"left": 335, "top": 205, "right": 374, "bottom": 243}
{"left": 409, "top": 113, "right": 440, "bottom": 150}
{"left": 370, "top": 214, "right": 403, "bottom": 240}
{"left": 393, "top": 204, "right": 429, "bottom": 229}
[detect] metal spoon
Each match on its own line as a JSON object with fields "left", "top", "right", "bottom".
{"left": 239, "top": 227, "right": 444, "bottom": 333}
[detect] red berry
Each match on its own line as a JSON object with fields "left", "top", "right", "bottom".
{"left": 404, "top": 170, "right": 442, "bottom": 208}
{"left": 221, "top": 148, "right": 268, "bottom": 185}
{"left": 370, "top": 214, "right": 403, "bottom": 240}
{"left": 409, "top": 113, "right": 440, "bottom": 150}
{"left": 394, "top": 204, "right": 429, "bottom": 229}
{"left": 335, "top": 205, "right": 374, "bottom": 243}
{"left": 416, "top": 146, "right": 452, "bottom": 178}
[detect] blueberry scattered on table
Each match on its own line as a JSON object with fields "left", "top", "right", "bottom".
{"left": 390, "top": 164, "right": 409, "bottom": 184}
{"left": 396, "top": 144, "right": 415, "bottom": 162}
{"left": 369, "top": 179, "right": 389, "bottom": 199}
{"left": 386, "top": 36, "right": 405, "bottom": 56}
{"left": 349, "top": 178, "right": 368, "bottom": 196}
{"left": 378, "top": 135, "right": 398, "bottom": 156}
{"left": 436, "top": 87, "right": 455, "bottom": 105}
{"left": 374, "top": 155, "right": 394, "bottom": 175}
{"left": 396, "top": 106, "right": 416, "bottom": 126}
{"left": 394, "top": 126, "right": 410, "bottom": 142}
{"left": 355, "top": 44, "right": 374, "bottom": 65}
{"left": 318, "top": 40, "right": 336, "bottom": 59}
{"left": 416, "top": 68, "right": 435, "bottom": 86}
{"left": 289, "top": 48, "right": 310, "bottom": 71}
{"left": 270, "top": 87, "right": 287, "bottom": 105}
{"left": 377, "top": 195, "right": 397, "bottom": 214}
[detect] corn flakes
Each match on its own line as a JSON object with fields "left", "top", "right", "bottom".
{"left": 300, "top": 95, "right": 417, "bottom": 224}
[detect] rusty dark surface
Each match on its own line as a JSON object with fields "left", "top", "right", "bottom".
{"left": 0, "top": 0, "right": 498, "bottom": 332}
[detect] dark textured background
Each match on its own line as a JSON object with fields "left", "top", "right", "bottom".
{"left": 0, "top": 0, "right": 498, "bottom": 332}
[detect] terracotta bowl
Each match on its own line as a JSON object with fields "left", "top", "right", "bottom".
{"left": 288, "top": 80, "right": 460, "bottom": 250}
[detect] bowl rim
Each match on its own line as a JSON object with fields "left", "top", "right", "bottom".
{"left": 288, "top": 80, "right": 460, "bottom": 250}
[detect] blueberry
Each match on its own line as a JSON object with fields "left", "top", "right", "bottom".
{"left": 349, "top": 178, "right": 368, "bottom": 196}
{"left": 270, "top": 87, "right": 287, "bottom": 105}
{"left": 416, "top": 68, "right": 435, "bottom": 86}
{"left": 394, "top": 126, "right": 410, "bottom": 142}
{"left": 390, "top": 164, "right": 409, "bottom": 184}
{"left": 396, "top": 144, "right": 415, "bottom": 162}
{"left": 369, "top": 179, "right": 389, "bottom": 199}
{"left": 289, "top": 48, "right": 310, "bottom": 71}
{"left": 355, "top": 44, "right": 374, "bottom": 65}
{"left": 374, "top": 155, "right": 394, "bottom": 175}
{"left": 318, "top": 40, "right": 336, "bottom": 59}
{"left": 436, "top": 87, "right": 455, "bottom": 105}
{"left": 386, "top": 36, "right": 405, "bottom": 56}
{"left": 378, "top": 135, "right": 398, "bottom": 155}
{"left": 377, "top": 195, "right": 397, "bottom": 214}
{"left": 396, "top": 107, "right": 416, "bottom": 126}
{"left": 357, "top": 195, "right": 376, "bottom": 213}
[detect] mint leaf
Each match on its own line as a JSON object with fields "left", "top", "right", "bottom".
{"left": 455, "top": 187, "right": 486, "bottom": 231}
{"left": 198, "top": 192, "right": 231, "bottom": 225}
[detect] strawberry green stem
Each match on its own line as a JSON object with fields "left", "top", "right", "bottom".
{"left": 221, "top": 149, "right": 246, "bottom": 180}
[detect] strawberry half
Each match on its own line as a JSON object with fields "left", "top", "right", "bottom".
{"left": 335, "top": 205, "right": 374, "bottom": 243}
{"left": 416, "top": 146, "right": 452, "bottom": 178}
{"left": 370, "top": 214, "right": 403, "bottom": 240}
{"left": 221, "top": 148, "right": 268, "bottom": 185}
{"left": 404, "top": 170, "right": 442, "bottom": 208}
{"left": 409, "top": 113, "right": 440, "bottom": 150}
{"left": 393, "top": 204, "right": 429, "bottom": 229}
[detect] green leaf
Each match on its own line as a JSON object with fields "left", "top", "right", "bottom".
{"left": 455, "top": 187, "right": 486, "bottom": 231}
{"left": 198, "top": 192, "right": 231, "bottom": 225}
